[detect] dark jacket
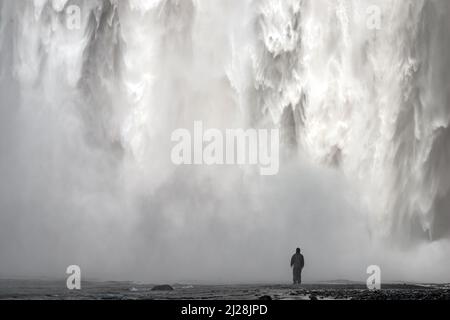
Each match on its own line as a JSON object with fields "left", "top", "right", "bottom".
{"left": 291, "top": 253, "right": 304, "bottom": 269}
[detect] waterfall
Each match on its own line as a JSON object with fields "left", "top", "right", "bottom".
{"left": 0, "top": 0, "right": 449, "bottom": 282}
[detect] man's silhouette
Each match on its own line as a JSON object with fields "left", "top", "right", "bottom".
{"left": 290, "top": 248, "right": 304, "bottom": 284}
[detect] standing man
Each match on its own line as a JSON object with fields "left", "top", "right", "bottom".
{"left": 290, "top": 248, "right": 304, "bottom": 285}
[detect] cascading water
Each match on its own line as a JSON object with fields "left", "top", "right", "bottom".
{"left": 0, "top": 0, "right": 449, "bottom": 283}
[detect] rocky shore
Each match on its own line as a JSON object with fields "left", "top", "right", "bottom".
{"left": 0, "top": 280, "right": 449, "bottom": 300}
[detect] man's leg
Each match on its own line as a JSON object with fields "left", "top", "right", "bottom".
{"left": 294, "top": 267, "right": 300, "bottom": 284}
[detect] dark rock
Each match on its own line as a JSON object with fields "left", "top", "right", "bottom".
{"left": 151, "top": 285, "right": 174, "bottom": 291}
{"left": 309, "top": 295, "right": 318, "bottom": 300}
{"left": 259, "top": 295, "right": 272, "bottom": 300}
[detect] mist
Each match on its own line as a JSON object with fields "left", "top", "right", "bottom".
{"left": 1, "top": 0, "right": 450, "bottom": 284}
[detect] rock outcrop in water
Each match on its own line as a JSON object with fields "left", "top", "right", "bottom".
{"left": 151, "top": 285, "right": 174, "bottom": 291}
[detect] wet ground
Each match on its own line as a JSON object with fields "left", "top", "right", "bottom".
{"left": 1, "top": 280, "right": 449, "bottom": 300}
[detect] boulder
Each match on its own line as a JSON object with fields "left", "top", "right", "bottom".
{"left": 151, "top": 284, "right": 174, "bottom": 291}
